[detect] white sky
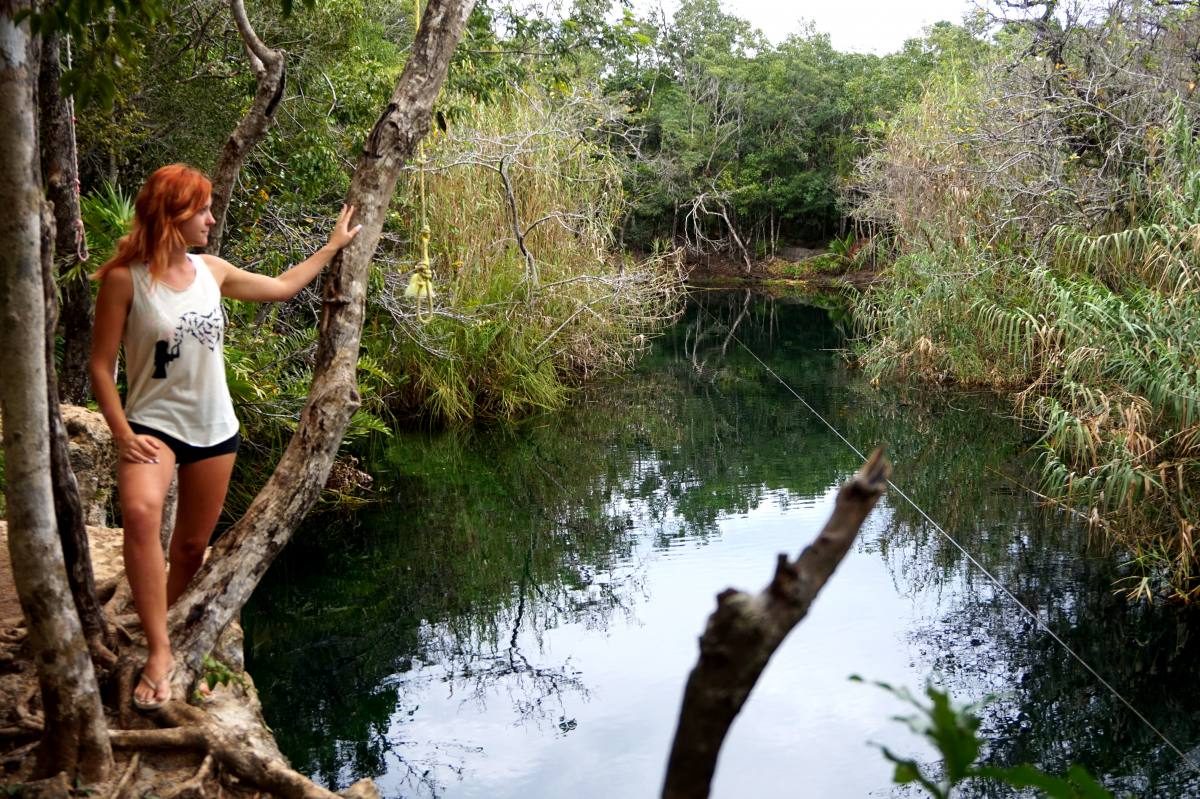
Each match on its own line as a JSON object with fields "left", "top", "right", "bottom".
{"left": 654, "top": 0, "right": 981, "bottom": 53}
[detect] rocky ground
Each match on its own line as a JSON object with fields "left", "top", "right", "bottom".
{"left": 0, "top": 523, "right": 123, "bottom": 625}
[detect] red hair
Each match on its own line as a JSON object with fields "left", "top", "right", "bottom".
{"left": 93, "top": 164, "right": 212, "bottom": 282}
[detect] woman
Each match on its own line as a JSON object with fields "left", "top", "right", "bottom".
{"left": 90, "top": 163, "right": 360, "bottom": 709}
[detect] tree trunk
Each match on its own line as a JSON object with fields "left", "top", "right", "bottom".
{"left": 661, "top": 450, "right": 890, "bottom": 799}
{"left": 42, "top": 189, "right": 114, "bottom": 662}
{"left": 166, "top": 0, "right": 477, "bottom": 690}
{"left": 38, "top": 29, "right": 91, "bottom": 404}
{"left": 0, "top": 5, "right": 112, "bottom": 782}
{"left": 204, "top": 0, "right": 286, "bottom": 256}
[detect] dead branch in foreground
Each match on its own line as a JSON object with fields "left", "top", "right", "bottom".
{"left": 662, "top": 449, "right": 891, "bottom": 799}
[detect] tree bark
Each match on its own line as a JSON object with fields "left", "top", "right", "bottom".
{"left": 204, "top": 0, "right": 286, "bottom": 256}
{"left": 661, "top": 450, "right": 891, "bottom": 799}
{"left": 42, "top": 191, "right": 114, "bottom": 663}
{"left": 0, "top": 5, "right": 112, "bottom": 782}
{"left": 166, "top": 0, "right": 477, "bottom": 689}
{"left": 38, "top": 29, "right": 91, "bottom": 404}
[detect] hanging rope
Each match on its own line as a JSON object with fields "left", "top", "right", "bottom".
{"left": 696, "top": 298, "right": 1200, "bottom": 778}
{"left": 403, "top": 0, "right": 434, "bottom": 322}
{"left": 405, "top": 221, "right": 435, "bottom": 322}
{"left": 66, "top": 33, "right": 88, "bottom": 263}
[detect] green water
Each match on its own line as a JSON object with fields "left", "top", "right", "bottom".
{"left": 243, "top": 291, "right": 1200, "bottom": 798}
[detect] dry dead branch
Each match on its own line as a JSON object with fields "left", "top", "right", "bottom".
{"left": 661, "top": 449, "right": 891, "bottom": 799}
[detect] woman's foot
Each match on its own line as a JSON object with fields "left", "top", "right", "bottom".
{"left": 133, "top": 651, "right": 175, "bottom": 710}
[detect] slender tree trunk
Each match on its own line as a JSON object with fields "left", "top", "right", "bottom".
{"left": 42, "top": 194, "right": 114, "bottom": 663}
{"left": 498, "top": 154, "right": 538, "bottom": 284}
{"left": 722, "top": 204, "right": 752, "bottom": 273}
{"left": 38, "top": 29, "right": 91, "bottom": 403}
{"left": 166, "top": 0, "right": 477, "bottom": 690}
{"left": 0, "top": 5, "right": 112, "bottom": 782}
{"left": 205, "top": 0, "right": 285, "bottom": 256}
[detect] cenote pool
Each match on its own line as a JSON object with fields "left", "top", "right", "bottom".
{"left": 243, "top": 291, "right": 1200, "bottom": 798}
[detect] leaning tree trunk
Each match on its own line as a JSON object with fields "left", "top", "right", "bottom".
{"left": 166, "top": 0, "right": 477, "bottom": 690}
{"left": 38, "top": 29, "right": 91, "bottom": 404}
{"left": 0, "top": 5, "right": 112, "bottom": 783}
{"left": 204, "top": 0, "right": 285, "bottom": 256}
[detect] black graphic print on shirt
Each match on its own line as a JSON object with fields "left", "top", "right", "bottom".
{"left": 152, "top": 308, "right": 224, "bottom": 379}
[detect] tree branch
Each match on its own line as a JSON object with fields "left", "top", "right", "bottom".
{"left": 661, "top": 449, "right": 891, "bottom": 799}
{"left": 205, "top": 0, "right": 287, "bottom": 255}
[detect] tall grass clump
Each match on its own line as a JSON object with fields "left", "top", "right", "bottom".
{"left": 851, "top": 2, "right": 1200, "bottom": 601}
{"left": 363, "top": 87, "right": 684, "bottom": 423}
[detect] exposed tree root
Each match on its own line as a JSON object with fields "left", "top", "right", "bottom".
{"left": 14, "top": 771, "right": 71, "bottom": 798}
{"left": 16, "top": 684, "right": 43, "bottom": 732}
{"left": 106, "top": 753, "right": 139, "bottom": 799}
{"left": 0, "top": 725, "right": 40, "bottom": 739}
{"left": 87, "top": 630, "right": 119, "bottom": 671}
{"left": 149, "top": 699, "right": 355, "bottom": 799}
{"left": 163, "top": 753, "right": 215, "bottom": 799}
{"left": 95, "top": 576, "right": 119, "bottom": 605}
{"left": 110, "top": 724, "right": 209, "bottom": 750}
{"left": 112, "top": 655, "right": 138, "bottom": 731}
{"left": 1, "top": 740, "right": 37, "bottom": 770}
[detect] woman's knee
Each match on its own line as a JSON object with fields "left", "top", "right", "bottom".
{"left": 170, "top": 535, "right": 208, "bottom": 565}
{"left": 121, "top": 499, "right": 164, "bottom": 538}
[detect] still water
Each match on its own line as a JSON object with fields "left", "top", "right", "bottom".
{"left": 244, "top": 291, "right": 1200, "bottom": 798}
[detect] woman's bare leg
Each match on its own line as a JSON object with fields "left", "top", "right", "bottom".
{"left": 166, "top": 452, "right": 236, "bottom": 605}
{"left": 118, "top": 446, "right": 178, "bottom": 706}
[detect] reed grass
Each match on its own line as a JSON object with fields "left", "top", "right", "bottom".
{"left": 364, "top": 87, "right": 684, "bottom": 424}
{"left": 852, "top": 32, "right": 1200, "bottom": 600}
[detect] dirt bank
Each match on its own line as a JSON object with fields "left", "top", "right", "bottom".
{"left": 683, "top": 251, "right": 880, "bottom": 292}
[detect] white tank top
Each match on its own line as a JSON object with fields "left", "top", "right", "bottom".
{"left": 123, "top": 254, "right": 239, "bottom": 446}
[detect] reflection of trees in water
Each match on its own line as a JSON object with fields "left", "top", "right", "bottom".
{"left": 426, "top": 559, "right": 594, "bottom": 733}
{"left": 244, "top": 291, "right": 862, "bottom": 792}
{"left": 834, "top": 355, "right": 1200, "bottom": 796}
{"left": 245, "top": 411, "right": 656, "bottom": 793}
{"left": 247, "top": 532, "right": 644, "bottom": 795}
{"left": 613, "top": 291, "right": 861, "bottom": 543}
{"left": 425, "top": 545, "right": 651, "bottom": 727}
{"left": 913, "top": 546, "right": 1200, "bottom": 799}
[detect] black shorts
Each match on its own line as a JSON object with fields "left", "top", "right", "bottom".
{"left": 128, "top": 422, "right": 240, "bottom": 466}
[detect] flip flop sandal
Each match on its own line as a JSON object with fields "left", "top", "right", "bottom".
{"left": 132, "top": 664, "right": 175, "bottom": 711}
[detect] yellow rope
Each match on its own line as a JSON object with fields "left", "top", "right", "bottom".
{"left": 404, "top": 223, "right": 435, "bottom": 322}
{"left": 404, "top": 0, "right": 435, "bottom": 323}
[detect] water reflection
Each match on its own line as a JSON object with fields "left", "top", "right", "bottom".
{"left": 244, "top": 291, "right": 1200, "bottom": 797}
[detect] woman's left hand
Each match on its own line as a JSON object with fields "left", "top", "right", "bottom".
{"left": 326, "top": 204, "right": 362, "bottom": 251}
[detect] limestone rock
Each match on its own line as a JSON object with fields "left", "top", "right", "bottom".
{"left": 61, "top": 404, "right": 115, "bottom": 526}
